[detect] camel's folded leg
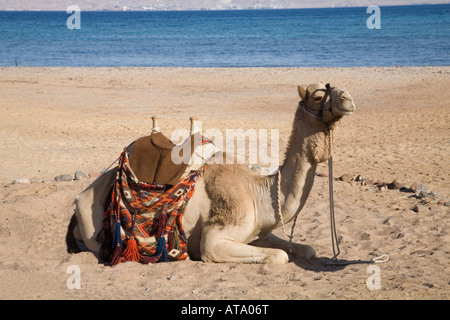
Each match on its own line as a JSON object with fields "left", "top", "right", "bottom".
{"left": 73, "top": 168, "right": 117, "bottom": 254}
{"left": 200, "top": 228, "right": 289, "bottom": 264}
{"left": 250, "top": 232, "right": 316, "bottom": 262}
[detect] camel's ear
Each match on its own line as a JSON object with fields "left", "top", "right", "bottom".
{"left": 298, "top": 85, "right": 307, "bottom": 100}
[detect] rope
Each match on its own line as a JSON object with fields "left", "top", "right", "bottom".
{"left": 326, "top": 254, "right": 390, "bottom": 266}
{"left": 327, "top": 128, "right": 341, "bottom": 262}
{"left": 325, "top": 127, "right": 389, "bottom": 266}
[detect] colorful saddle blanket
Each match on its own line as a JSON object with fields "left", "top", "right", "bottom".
{"left": 102, "top": 135, "right": 217, "bottom": 266}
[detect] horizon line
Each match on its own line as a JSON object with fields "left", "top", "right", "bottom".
{"left": 0, "top": 3, "right": 448, "bottom": 12}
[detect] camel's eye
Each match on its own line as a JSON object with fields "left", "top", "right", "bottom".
{"left": 313, "top": 95, "right": 323, "bottom": 102}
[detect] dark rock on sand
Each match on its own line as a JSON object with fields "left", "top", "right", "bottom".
{"left": 54, "top": 174, "right": 73, "bottom": 182}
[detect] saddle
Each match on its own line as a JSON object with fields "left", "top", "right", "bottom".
{"left": 128, "top": 132, "right": 195, "bottom": 186}
{"left": 100, "top": 131, "right": 218, "bottom": 265}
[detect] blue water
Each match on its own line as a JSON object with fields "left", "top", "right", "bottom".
{"left": 0, "top": 5, "right": 449, "bottom": 67}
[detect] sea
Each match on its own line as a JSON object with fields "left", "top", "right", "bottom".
{"left": 0, "top": 4, "right": 449, "bottom": 67}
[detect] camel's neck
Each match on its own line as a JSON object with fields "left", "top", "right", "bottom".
{"left": 277, "top": 110, "right": 330, "bottom": 224}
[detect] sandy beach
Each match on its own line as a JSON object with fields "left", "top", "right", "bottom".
{"left": 0, "top": 66, "right": 449, "bottom": 300}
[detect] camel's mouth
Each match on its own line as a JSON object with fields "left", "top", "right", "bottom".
{"left": 335, "top": 106, "right": 354, "bottom": 115}
{"left": 335, "top": 95, "right": 356, "bottom": 116}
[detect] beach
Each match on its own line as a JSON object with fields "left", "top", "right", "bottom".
{"left": 0, "top": 66, "right": 449, "bottom": 299}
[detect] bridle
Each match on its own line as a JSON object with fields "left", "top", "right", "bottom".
{"left": 298, "top": 83, "right": 341, "bottom": 131}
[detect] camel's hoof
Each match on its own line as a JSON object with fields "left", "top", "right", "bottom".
{"left": 293, "top": 244, "right": 316, "bottom": 262}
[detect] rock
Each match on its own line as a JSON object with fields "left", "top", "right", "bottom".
{"left": 30, "top": 177, "right": 43, "bottom": 184}
{"left": 54, "top": 174, "right": 73, "bottom": 182}
{"left": 363, "top": 179, "right": 375, "bottom": 186}
{"left": 12, "top": 178, "right": 31, "bottom": 184}
{"left": 387, "top": 180, "right": 404, "bottom": 190}
{"left": 422, "top": 282, "right": 434, "bottom": 289}
{"left": 415, "top": 190, "right": 432, "bottom": 199}
{"left": 74, "top": 171, "right": 88, "bottom": 180}
{"left": 316, "top": 172, "right": 329, "bottom": 178}
{"left": 413, "top": 204, "right": 428, "bottom": 213}
{"left": 339, "top": 174, "right": 353, "bottom": 182}
{"left": 444, "top": 201, "right": 450, "bottom": 207}
{"left": 396, "top": 232, "right": 404, "bottom": 239}
{"left": 355, "top": 175, "right": 365, "bottom": 182}
{"left": 399, "top": 187, "right": 410, "bottom": 193}
{"left": 410, "top": 181, "right": 426, "bottom": 193}
{"left": 431, "top": 191, "right": 440, "bottom": 198}
{"left": 167, "top": 274, "right": 176, "bottom": 281}
{"left": 88, "top": 172, "right": 101, "bottom": 178}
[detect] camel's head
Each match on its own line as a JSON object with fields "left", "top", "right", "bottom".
{"left": 297, "top": 82, "right": 355, "bottom": 127}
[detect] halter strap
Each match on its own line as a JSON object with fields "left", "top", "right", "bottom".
{"left": 298, "top": 83, "right": 340, "bottom": 131}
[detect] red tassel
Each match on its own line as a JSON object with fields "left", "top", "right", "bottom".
{"left": 110, "top": 244, "right": 122, "bottom": 266}
{"left": 122, "top": 236, "right": 142, "bottom": 262}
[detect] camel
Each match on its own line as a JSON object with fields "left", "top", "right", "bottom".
{"left": 67, "top": 82, "right": 355, "bottom": 264}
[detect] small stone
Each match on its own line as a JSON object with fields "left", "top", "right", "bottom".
{"left": 444, "top": 201, "right": 450, "bottom": 207}
{"left": 422, "top": 282, "right": 434, "bottom": 288}
{"left": 413, "top": 204, "right": 428, "bottom": 213}
{"left": 12, "top": 178, "right": 31, "bottom": 184}
{"left": 167, "top": 274, "right": 176, "bottom": 281}
{"left": 74, "top": 171, "right": 88, "bottom": 180}
{"left": 363, "top": 179, "right": 375, "bottom": 186}
{"left": 399, "top": 187, "right": 410, "bottom": 193}
{"left": 415, "top": 190, "right": 432, "bottom": 199}
{"left": 396, "top": 232, "right": 404, "bottom": 239}
{"left": 410, "top": 181, "right": 426, "bottom": 193}
{"left": 387, "top": 180, "right": 404, "bottom": 190}
{"left": 54, "top": 174, "right": 73, "bottom": 182}
{"left": 431, "top": 191, "right": 440, "bottom": 198}
{"left": 379, "top": 185, "right": 387, "bottom": 192}
{"left": 88, "top": 172, "right": 101, "bottom": 178}
{"left": 192, "top": 289, "right": 199, "bottom": 294}
{"left": 339, "top": 174, "right": 353, "bottom": 182}
{"left": 316, "top": 172, "right": 329, "bottom": 178}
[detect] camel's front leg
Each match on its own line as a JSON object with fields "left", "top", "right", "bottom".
{"left": 250, "top": 232, "right": 316, "bottom": 262}
{"left": 200, "top": 226, "right": 289, "bottom": 264}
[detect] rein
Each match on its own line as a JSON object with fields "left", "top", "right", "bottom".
{"left": 277, "top": 84, "right": 389, "bottom": 266}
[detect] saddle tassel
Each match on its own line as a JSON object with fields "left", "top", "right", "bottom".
{"left": 110, "top": 220, "right": 123, "bottom": 266}
{"left": 122, "top": 236, "right": 141, "bottom": 262}
{"left": 155, "top": 207, "right": 168, "bottom": 262}
{"left": 122, "top": 214, "right": 142, "bottom": 262}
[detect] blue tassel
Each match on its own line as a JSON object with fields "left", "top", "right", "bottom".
{"left": 156, "top": 236, "right": 168, "bottom": 262}
{"left": 112, "top": 221, "right": 123, "bottom": 248}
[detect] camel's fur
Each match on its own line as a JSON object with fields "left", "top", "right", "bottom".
{"left": 67, "top": 82, "right": 355, "bottom": 264}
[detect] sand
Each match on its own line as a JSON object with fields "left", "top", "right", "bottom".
{"left": 0, "top": 66, "right": 449, "bottom": 300}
